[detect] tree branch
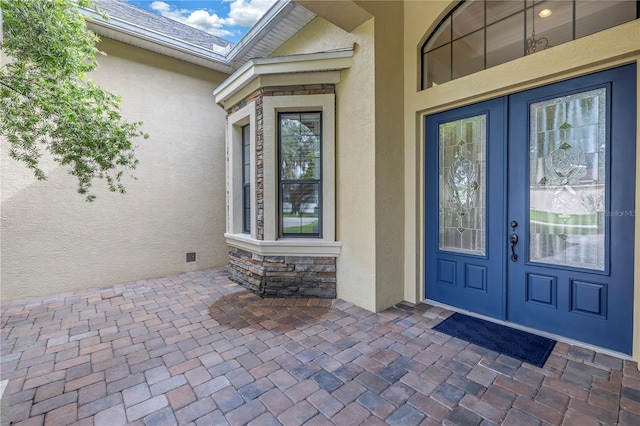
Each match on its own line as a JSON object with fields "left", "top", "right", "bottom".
{"left": 0, "top": 77, "right": 23, "bottom": 95}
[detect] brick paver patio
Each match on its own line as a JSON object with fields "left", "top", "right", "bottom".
{"left": 2, "top": 267, "right": 640, "bottom": 425}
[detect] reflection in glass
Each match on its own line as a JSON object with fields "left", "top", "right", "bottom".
{"left": 439, "top": 114, "right": 486, "bottom": 255}
{"left": 529, "top": 88, "right": 606, "bottom": 270}
{"left": 279, "top": 112, "right": 322, "bottom": 237}
{"left": 281, "top": 184, "right": 320, "bottom": 235}
{"left": 280, "top": 113, "right": 321, "bottom": 181}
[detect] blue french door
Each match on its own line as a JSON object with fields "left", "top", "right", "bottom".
{"left": 425, "top": 98, "right": 507, "bottom": 319}
{"left": 426, "top": 64, "right": 636, "bottom": 353}
{"left": 507, "top": 65, "right": 636, "bottom": 354}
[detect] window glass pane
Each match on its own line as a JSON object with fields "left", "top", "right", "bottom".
{"left": 487, "top": 0, "right": 524, "bottom": 25}
{"left": 487, "top": 12, "right": 525, "bottom": 68}
{"left": 242, "top": 124, "right": 251, "bottom": 234}
{"left": 281, "top": 183, "right": 320, "bottom": 235}
{"left": 452, "top": 30, "right": 484, "bottom": 79}
{"left": 529, "top": 88, "right": 606, "bottom": 270}
{"left": 439, "top": 114, "right": 486, "bottom": 255}
{"left": 243, "top": 185, "right": 251, "bottom": 232}
{"left": 576, "top": 0, "right": 637, "bottom": 39}
{"left": 243, "top": 185, "right": 250, "bottom": 207}
{"left": 424, "top": 16, "right": 451, "bottom": 52}
{"left": 526, "top": 0, "right": 572, "bottom": 54}
{"left": 425, "top": 44, "right": 451, "bottom": 87}
{"left": 244, "top": 209, "right": 251, "bottom": 233}
{"left": 453, "top": 0, "right": 485, "bottom": 38}
{"left": 243, "top": 143, "right": 250, "bottom": 183}
{"left": 280, "top": 113, "right": 321, "bottom": 180}
{"left": 243, "top": 140, "right": 250, "bottom": 162}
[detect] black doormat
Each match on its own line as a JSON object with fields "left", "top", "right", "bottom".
{"left": 432, "top": 313, "right": 556, "bottom": 367}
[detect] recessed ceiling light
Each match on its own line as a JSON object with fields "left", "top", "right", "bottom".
{"left": 538, "top": 9, "right": 552, "bottom": 18}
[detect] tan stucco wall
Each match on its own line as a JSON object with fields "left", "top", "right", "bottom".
{"left": 274, "top": 17, "right": 379, "bottom": 311}
{"left": 354, "top": 1, "right": 405, "bottom": 312}
{"left": 1, "top": 38, "right": 229, "bottom": 301}
{"left": 402, "top": 1, "right": 640, "bottom": 359}
{"left": 274, "top": 2, "right": 408, "bottom": 312}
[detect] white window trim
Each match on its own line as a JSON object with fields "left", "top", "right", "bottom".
{"left": 264, "top": 94, "right": 336, "bottom": 242}
{"left": 225, "top": 93, "right": 341, "bottom": 257}
{"left": 225, "top": 233, "right": 342, "bottom": 257}
{"left": 227, "top": 102, "right": 256, "bottom": 238}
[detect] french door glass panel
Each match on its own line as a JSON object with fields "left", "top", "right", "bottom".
{"left": 529, "top": 88, "right": 606, "bottom": 270}
{"left": 439, "top": 114, "right": 487, "bottom": 255}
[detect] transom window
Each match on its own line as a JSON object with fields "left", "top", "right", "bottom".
{"left": 278, "top": 112, "right": 322, "bottom": 238}
{"left": 421, "top": 0, "right": 639, "bottom": 89}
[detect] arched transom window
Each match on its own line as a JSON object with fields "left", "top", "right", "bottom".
{"left": 421, "top": 0, "right": 639, "bottom": 89}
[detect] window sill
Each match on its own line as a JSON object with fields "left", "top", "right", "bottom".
{"left": 225, "top": 233, "right": 342, "bottom": 257}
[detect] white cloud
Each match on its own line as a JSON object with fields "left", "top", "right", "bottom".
{"left": 150, "top": 1, "right": 187, "bottom": 21}
{"left": 149, "top": 1, "right": 170, "bottom": 13}
{"left": 186, "top": 10, "right": 229, "bottom": 33}
{"left": 150, "top": 1, "right": 233, "bottom": 38}
{"left": 149, "top": 0, "right": 278, "bottom": 40}
{"left": 226, "top": 0, "right": 278, "bottom": 27}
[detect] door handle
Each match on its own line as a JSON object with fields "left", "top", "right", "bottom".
{"left": 510, "top": 233, "right": 518, "bottom": 262}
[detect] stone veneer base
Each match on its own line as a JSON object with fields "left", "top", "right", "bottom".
{"left": 228, "top": 246, "right": 337, "bottom": 298}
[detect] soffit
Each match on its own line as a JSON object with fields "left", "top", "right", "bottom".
{"left": 295, "top": 0, "right": 372, "bottom": 32}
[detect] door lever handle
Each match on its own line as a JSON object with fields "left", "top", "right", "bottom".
{"left": 510, "top": 233, "right": 518, "bottom": 262}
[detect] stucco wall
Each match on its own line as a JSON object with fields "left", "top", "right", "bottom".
{"left": 274, "top": 18, "right": 379, "bottom": 311}
{"left": 1, "top": 38, "right": 229, "bottom": 301}
{"left": 359, "top": 1, "right": 405, "bottom": 312}
{"left": 402, "top": 1, "right": 640, "bottom": 358}
{"left": 274, "top": 3, "right": 407, "bottom": 312}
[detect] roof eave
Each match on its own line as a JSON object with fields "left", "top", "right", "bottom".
{"left": 213, "top": 47, "right": 354, "bottom": 108}
{"left": 83, "top": 9, "right": 235, "bottom": 74}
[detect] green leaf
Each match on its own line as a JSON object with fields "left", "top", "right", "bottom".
{"left": 0, "top": 0, "right": 146, "bottom": 201}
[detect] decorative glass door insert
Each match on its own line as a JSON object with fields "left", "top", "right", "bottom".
{"left": 439, "top": 115, "right": 486, "bottom": 255}
{"left": 529, "top": 89, "right": 606, "bottom": 270}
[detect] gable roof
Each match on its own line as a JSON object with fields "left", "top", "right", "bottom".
{"left": 83, "top": 0, "right": 316, "bottom": 75}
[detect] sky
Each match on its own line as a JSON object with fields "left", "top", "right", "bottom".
{"left": 125, "top": 0, "right": 279, "bottom": 43}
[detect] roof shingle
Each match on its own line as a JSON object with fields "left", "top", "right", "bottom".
{"left": 91, "top": 0, "right": 232, "bottom": 52}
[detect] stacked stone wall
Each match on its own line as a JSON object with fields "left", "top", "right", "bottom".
{"left": 228, "top": 246, "right": 336, "bottom": 298}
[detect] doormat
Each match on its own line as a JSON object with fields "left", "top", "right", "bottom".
{"left": 432, "top": 313, "right": 556, "bottom": 367}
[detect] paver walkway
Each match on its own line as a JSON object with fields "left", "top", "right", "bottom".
{"left": 2, "top": 267, "right": 640, "bottom": 425}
